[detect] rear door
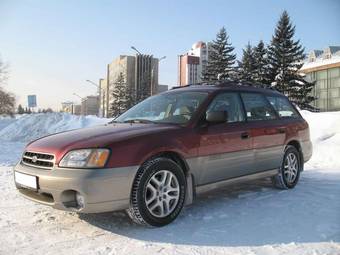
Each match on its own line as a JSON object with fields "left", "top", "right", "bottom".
{"left": 198, "top": 92, "right": 254, "bottom": 184}
{"left": 240, "top": 92, "right": 286, "bottom": 173}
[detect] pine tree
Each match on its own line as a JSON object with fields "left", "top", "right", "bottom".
{"left": 253, "top": 40, "right": 270, "bottom": 85}
{"left": 110, "top": 73, "right": 127, "bottom": 117}
{"left": 17, "top": 104, "right": 24, "bottom": 114}
{"left": 267, "top": 11, "right": 315, "bottom": 109}
{"left": 201, "top": 27, "right": 236, "bottom": 83}
{"left": 238, "top": 43, "right": 257, "bottom": 83}
{"left": 125, "top": 85, "right": 137, "bottom": 109}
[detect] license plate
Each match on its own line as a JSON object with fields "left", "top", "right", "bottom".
{"left": 15, "top": 171, "right": 38, "bottom": 190}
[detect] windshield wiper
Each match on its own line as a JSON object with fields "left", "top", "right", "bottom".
{"left": 108, "top": 119, "right": 120, "bottom": 124}
{"left": 123, "top": 119, "right": 155, "bottom": 124}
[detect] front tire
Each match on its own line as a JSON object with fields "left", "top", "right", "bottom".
{"left": 272, "top": 145, "right": 301, "bottom": 189}
{"left": 127, "top": 157, "right": 186, "bottom": 227}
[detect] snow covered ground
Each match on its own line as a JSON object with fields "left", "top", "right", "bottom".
{"left": 0, "top": 112, "right": 339, "bottom": 255}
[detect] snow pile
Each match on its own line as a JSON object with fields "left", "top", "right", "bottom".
{"left": 301, "top": 110, "right": 340, "bottom": 170}
{"left": 0, "top": 113, "right": 110, "bottom": 143}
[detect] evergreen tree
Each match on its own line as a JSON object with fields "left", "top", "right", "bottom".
{"left": 17, "top": 104, "right": 24, "bottom": 114}
{"left": 238, "top": 43, "right": 257, "bottom": 83}
{"left": 267, "top": 11, "right": 315, "bottom": 109}
{"left": 126, "top": 85, "right": 137, "bottom": 109}
{"left": 201, "top": 27, "right": 236, "bottom": 83}
{"left": 253, "top": 40, "right": 270, "bottom": 85}
{"left": 110, "top": 73, "right": 127, "bottom": 117}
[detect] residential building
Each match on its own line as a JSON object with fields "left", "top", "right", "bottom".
{"left": 81, "top": 96, "right": 99, "bottom": 116}
{"left": 101, "top": 54, "right": 159, "bottom": 117}
{"left": 72, "top": 104, "right": 81, "bottom": 115}
{"left": 300, "top": 46, "right": 340, "bottom": 111}
{"left": 178, "top": 41, "right": 210, "bottom": 86}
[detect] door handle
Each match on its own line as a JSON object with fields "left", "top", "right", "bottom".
{"left": 277, "top": 128, "right": 286, "bottom": 134}
{"left": 241, "top": 132, "right": 250, "bottom": 139}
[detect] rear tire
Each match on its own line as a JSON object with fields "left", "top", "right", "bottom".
{"left": 272, "top": 145, "right": 301, "bottom": 189}
{"left": 126, "top": 157, "right": 186, "bottom": 227}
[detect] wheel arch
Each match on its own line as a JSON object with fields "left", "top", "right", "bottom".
{"left": 286, "top": 140, "right": 304, "bottom": 171}
{"left": 137, "top": 150, "right": 195, "bottom": 206}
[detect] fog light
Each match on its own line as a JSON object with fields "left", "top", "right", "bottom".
{"left": 75, "top": 192, "right": 85, "bottom": 209}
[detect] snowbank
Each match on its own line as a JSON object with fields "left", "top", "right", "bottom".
{"left": 0, "top": 113, "right": 110, "bottom": 143}
{"left": 301, "top": 110, "right": 340, "bottom": 170}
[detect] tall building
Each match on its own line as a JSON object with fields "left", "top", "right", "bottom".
{"left": 300, "top": 46, "right": 340, "bottom": 111}
{"left": 100, "top": 54, "right": 159, "bottom": 117}
{"left": 81, "top": 96, "right": 99, "bottom": 116}
{"left": 178, "top": 41, "right": 210, "bottom": 86}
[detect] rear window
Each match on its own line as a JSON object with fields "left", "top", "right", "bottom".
{"left": 241, "top": 93, "right": 277, "bottom": 121}
{"left": 266, "top": 96, "right": 299, "bottom": 118}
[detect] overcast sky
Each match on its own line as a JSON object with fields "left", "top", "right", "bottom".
{"left": 1, "top": 0, "right": 339, "bottom": 110}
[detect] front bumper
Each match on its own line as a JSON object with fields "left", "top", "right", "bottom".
{"left": 13, "top": 162, "right": 139, "bottom": 213}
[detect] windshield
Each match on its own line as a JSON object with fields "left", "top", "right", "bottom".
{"left": 115, "top": 91, "right": 208, "bottom": 125}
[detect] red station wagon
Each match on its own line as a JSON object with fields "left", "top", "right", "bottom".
{"left": 14, "top": 83, "right": 313, "bottom": 226}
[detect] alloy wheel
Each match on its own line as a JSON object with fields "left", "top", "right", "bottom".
{"left": 283, "top": 152, "right": 298, "bottom": 184}
{"left": 145, "top": 170, "right": 180, "bottom": 218}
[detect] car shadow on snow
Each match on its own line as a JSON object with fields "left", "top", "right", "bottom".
{"left": 79, "top": 171, "right": 340, "bottom": 247}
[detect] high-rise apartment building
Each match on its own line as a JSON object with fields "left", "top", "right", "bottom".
{"left": 178, "top": 41, "right": 210, "bottom": 86}
{"left": 81, "top": 96, "right": 99, "bottom": 116}
{"left": 100, "top": 55, "right": 159, "bottom": 117}
{"left": 300, "top": 46, "right": 340, "bottom": 111}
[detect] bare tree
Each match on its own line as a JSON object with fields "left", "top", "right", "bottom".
{"left": 0, "top": 56, "right": 15, "bottom": 116}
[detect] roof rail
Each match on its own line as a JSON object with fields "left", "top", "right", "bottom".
{"left": 171, "top": 79, "right": 280, "bottom": 92}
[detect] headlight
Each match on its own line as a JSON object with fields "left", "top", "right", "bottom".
{"left": 59, "top": 149, "right": 110, "bottom": 168}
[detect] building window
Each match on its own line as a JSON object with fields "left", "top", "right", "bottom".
{"left": 317, "top": 70, "right": 327, "bottom": 80}
{"left": 330, "top": 98, "right": 340, "bottom": 108}
{"left": 329, "top": 67, "right": 340, "bottom": 78}
{"left": 329, "top": 88, "right": 340, "bottom": 98}
{"left": 316, "top": 80, "right": 327, "bottom": 89}
{"left": 330, "top": 78, "right": 340, "bottom": 88}
{"left": 320, "top": 90, "right": 328, "bottom": 98}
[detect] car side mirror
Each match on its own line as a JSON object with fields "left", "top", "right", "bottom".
{"left": 206, "top": 111, "right": 228, "bottom": 123}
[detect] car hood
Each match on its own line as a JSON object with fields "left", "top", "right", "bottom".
{"left": 26, "top": 123, "right": 180, "bottom": 156}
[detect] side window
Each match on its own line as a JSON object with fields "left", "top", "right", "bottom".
{"left": 241, "top": 93, "right": 277, "bottom": 121}
{"left": 267, "top": 96, "right": 300, "bottom": 118}
{"left": 207, "top": 92, "right": 245, "bottom": 123}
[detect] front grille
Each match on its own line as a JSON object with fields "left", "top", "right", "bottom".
{"left": 21, "top": 151, "right": 55, "bottom": 170}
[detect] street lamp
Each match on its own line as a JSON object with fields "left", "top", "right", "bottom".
{"left": 85, "top": 79, "right": 100, "bottom": 88}
{"left": 131, "top": 46, "right": 142, "bottom": 55}
{"left": 73, "top": 93, "right": 83, "bottom": 100}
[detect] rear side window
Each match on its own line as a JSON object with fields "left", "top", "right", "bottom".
{"left": 266, "top": 96, "right": 300, "bottom": 118}
{"left": 241, "top": 93, "right": 277, "bottom": 121}
{"left": 207, "top": 92, "right": 245, "bottom": 123}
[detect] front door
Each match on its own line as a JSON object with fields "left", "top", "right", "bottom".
{"left": 198, "top": 92, "right": 254, "bottom": 185}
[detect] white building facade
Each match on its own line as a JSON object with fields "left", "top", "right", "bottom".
{"left": 178, "top": 41, "right": 210, "bottom": 86}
